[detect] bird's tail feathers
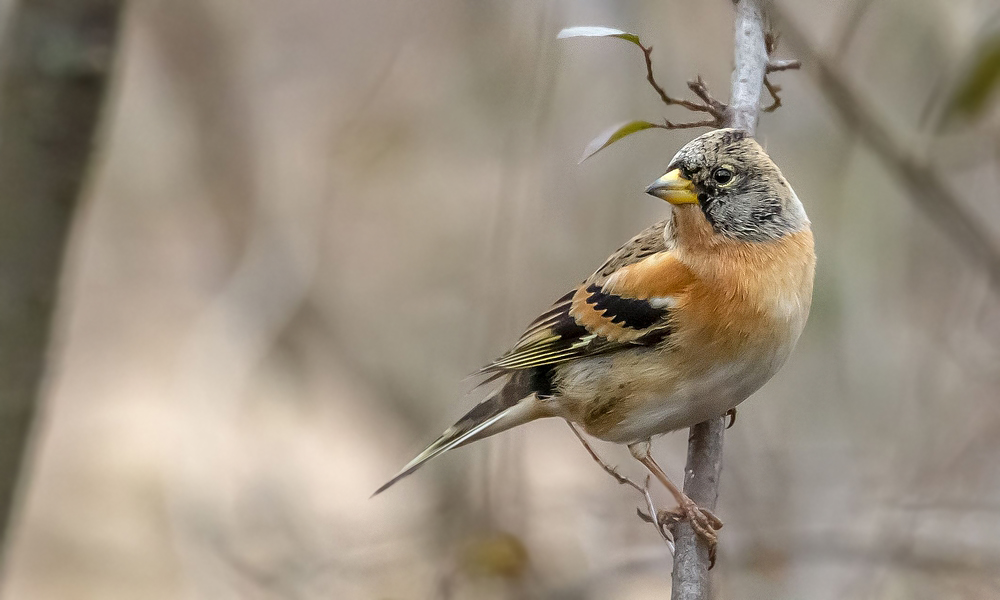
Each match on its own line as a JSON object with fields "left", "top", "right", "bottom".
{"left": 372, "top": 371, "right": 546, "bottom": 496}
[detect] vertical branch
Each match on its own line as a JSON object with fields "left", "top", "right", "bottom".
{"left": 670, "top": 418, "right": 727, "bottom": 599}
{"left": 670, "top": 1, "right": 768, "bottom": 598}
{"left": 726, "top": 0, "right": 769, "bottom": 135}
{"left": 0, "top": 0, "right": 125, "bottom": 565}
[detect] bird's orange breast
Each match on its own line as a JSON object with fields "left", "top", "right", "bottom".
{"left": 671, "top": 227, "right": 815, "bottom": 365}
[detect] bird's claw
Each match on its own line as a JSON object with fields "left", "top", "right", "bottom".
{"left": 657, "top": 500, "right": 723, "bottom": 568}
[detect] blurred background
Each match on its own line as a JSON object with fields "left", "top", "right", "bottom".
{"left": 1, "top": 0, "right": 1000, "bottom": 598}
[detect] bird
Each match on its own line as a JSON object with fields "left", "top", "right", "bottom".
{"left": 375, "top": 128, "right": 815, "bottom": 549}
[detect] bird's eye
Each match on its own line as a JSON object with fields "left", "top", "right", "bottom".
{"left": 712, "top": 167, "right": 734, "bottom": 185}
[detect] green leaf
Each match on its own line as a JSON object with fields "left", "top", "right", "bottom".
{"left": 945, "top": 31, "right": 1000, "bottom": 122}
{"left": 557, "top": 26, "right": 642, "bottom": 48}
{"left": 580, "top": 121, "right": 661, "bottom": 162}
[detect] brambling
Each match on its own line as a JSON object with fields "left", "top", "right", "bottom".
{"left": 376, "top": 128, "right": 815, "bottom": 548}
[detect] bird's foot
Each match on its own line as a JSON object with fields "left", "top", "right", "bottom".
{"left": 662, "top": 498, "right": 723, "bottom": 540}
{"left": 656, "top": 499, "right": 723, "bottom": 567}
{"left": 725, "top": 407, "right": 737, "bottom": 429}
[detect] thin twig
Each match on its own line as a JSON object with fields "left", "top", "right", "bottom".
{"left": 637, "top": 43, "right": 727, "bottom": 128}
{"left": 761, "top": 30, "right": 797, "bottom": 113}
{"left": 565, "top": 422, "right": 675, "bottom": 550}
{"left": 639, "top": 42, "right": 708, "bottom": 112}
{"left": 658, "top": 119, "right": 723, "bottom": 130}
{"left": 687, "top": 77, "right": 728, "bottom": 118}
{"left": 637, "top": 25, "right": 795, "bottom": 134}
{"left": 762, "top": 77, "right": 783, "bottom": 112}
{"left": 767, "top": 58, "right": 801, "bottom": 72}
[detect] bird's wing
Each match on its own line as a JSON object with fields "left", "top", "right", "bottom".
{"left": 482, "top": 220, "right": 695, "bottom": 373}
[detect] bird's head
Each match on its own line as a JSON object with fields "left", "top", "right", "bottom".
{"left": 645, "top": 128, "right": 808, "bottom": 241}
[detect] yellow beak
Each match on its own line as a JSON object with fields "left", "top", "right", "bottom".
{"left": 645, "top": 169, "right": 698, "bottom": 205}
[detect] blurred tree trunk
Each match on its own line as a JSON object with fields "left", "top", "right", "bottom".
{"left": 0, "top": 0, "right": 124, "bottom": 565}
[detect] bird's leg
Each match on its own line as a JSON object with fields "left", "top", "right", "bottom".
{"left": 565, "top": 422, "right": 675, "bottom": 550}
{"left": 628, "top": 441, "right": 723, "bottom": 549}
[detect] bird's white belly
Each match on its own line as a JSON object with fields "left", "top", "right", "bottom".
{"left": 626, "top": 353, "right": 780, "bottom": 441}
{"left": 572, "top": 333, "right": 798, "bottom": 445}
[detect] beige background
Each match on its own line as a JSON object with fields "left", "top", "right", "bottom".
{"left": 3, "top": 0, "right": 1000, "bottom": 598}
